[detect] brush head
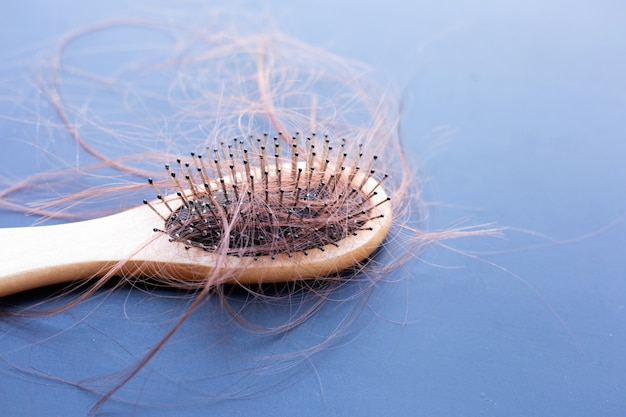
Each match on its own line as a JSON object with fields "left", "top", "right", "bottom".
{"left": 145, "top": 133, "right": 392, "bottom": 283}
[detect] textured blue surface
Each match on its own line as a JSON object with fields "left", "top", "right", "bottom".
{"left": 1, "top": 1, "right": 625, "bottom": 416}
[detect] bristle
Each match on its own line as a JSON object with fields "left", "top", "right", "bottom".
{"left": 368, "top": 173, "right": 388, "bottom": 197}
{"left": 153, "top": 134, "right": 390, "bottom": 258}
{"left": 359, "top": 155, "right": 378, "bottom": 190}
{"left": 148, "top": 178, "right": 174, "bottom": 213}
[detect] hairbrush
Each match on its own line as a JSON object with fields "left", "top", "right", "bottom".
{"left": 0, "top": 134, "right": 391, "bottom": 297}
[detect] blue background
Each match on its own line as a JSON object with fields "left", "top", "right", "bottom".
{"left": 1, "top": 1, "right": 625, "bottom": 416}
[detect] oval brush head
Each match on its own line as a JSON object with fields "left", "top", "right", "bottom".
{"left": 0, "top": 134, "right": 391, "bottom": 297}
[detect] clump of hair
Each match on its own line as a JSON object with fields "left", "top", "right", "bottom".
{"left": 153, "top": 133, "right": 387, "bottom": 259}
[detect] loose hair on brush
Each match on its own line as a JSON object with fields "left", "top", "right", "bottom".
{"left": 0, "top": 16, "right": 496, "bottom": 412}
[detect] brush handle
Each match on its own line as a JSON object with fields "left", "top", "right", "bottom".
{"left": 0, "top": 205, "right": 160, "bottom": 297}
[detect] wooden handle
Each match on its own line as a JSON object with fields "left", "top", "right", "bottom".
{"left": 0, "top": 205, "right": 161, "bottom": 296}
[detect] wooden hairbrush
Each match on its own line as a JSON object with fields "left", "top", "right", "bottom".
{"left": 0, "top": 136, "right": 392, "bottom": 297}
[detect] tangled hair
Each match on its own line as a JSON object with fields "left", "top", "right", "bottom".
{"left": 0, "top": 15, "right": 495, "bottom": 413}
